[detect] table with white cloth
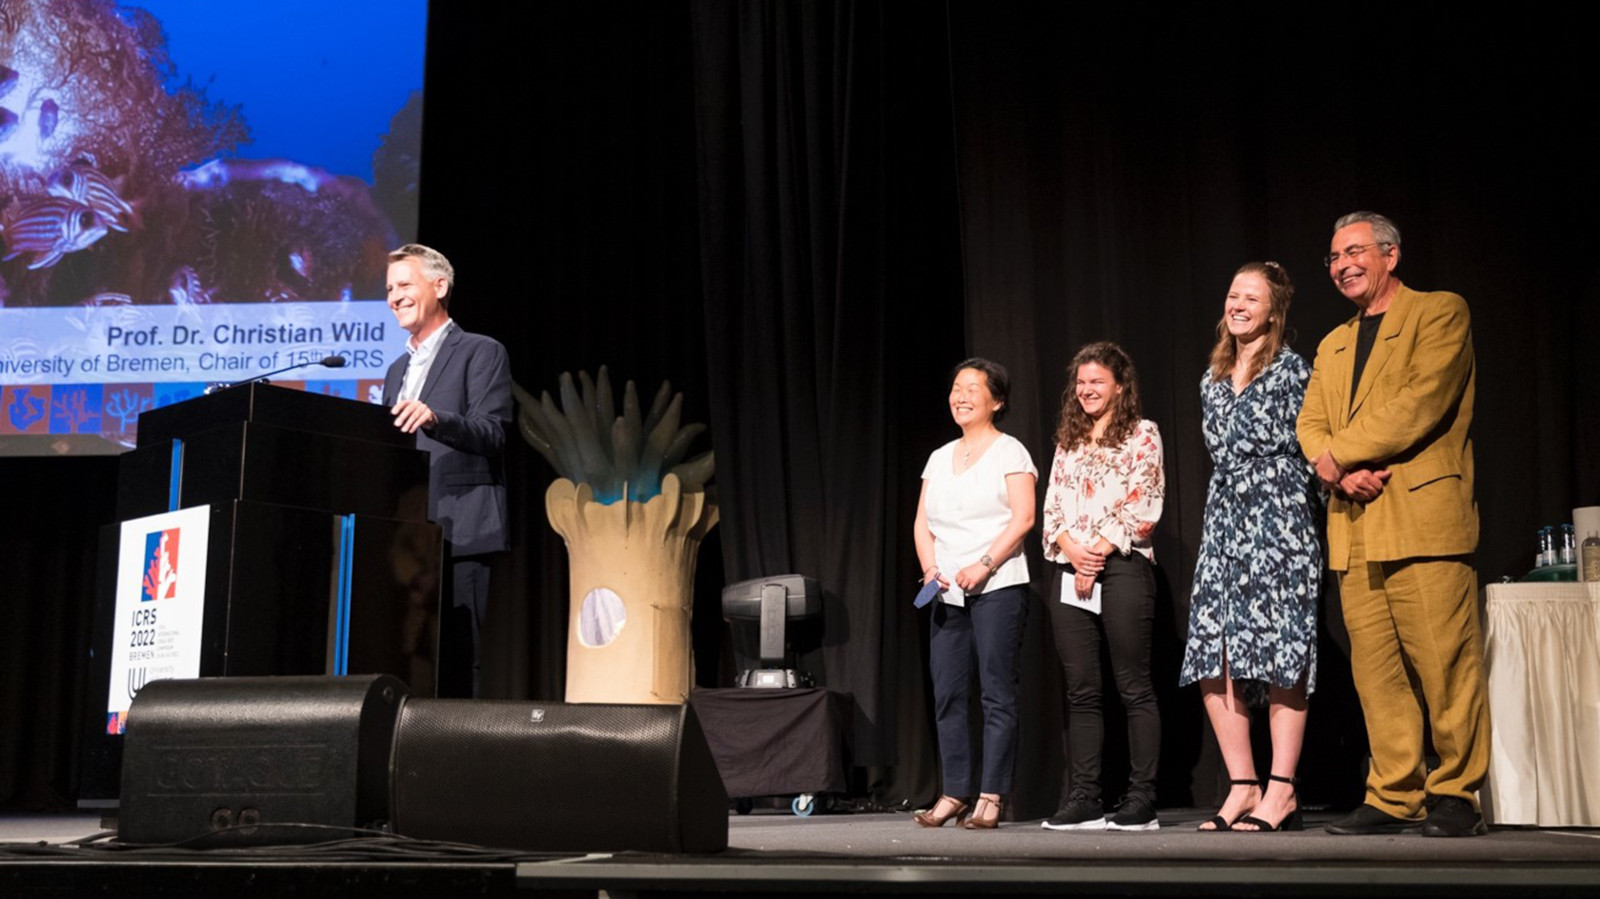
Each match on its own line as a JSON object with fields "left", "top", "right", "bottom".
{"left": 1484, "top": 581, "right": 1600, "bottom": 826}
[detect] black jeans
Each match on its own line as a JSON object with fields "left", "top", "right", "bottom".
{"left": 1045, "top": 554, "right": 1159, "bottom": 803}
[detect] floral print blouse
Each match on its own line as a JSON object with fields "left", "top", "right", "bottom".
{"left": 1042, "top": 419, "right": 1165, "bottom": 564}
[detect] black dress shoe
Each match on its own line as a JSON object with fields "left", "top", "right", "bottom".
{"left": 1420, "top": 796, "right": 1486, "bottom": 837}
{"left": 1324, "top": 804, "right": 1418, "bottom": 835}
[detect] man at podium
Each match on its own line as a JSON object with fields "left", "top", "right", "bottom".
{"left": 383, "top": 243, "right": 512, "bottom": 697}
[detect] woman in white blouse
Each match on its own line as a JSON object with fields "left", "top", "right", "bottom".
{"left": 912, "top": 358, "right": 1038, "bottom": 830}
{"left": 1039, "top": 342, "right": 1166, "bottom": 833}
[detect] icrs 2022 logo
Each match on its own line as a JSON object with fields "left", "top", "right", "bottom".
{"left": 142, "top": 527, "right": 181, "bottom": 602}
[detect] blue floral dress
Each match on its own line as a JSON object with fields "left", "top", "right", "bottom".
{"left": 1180, "top": 349, "right": 1321, "bottom": 696}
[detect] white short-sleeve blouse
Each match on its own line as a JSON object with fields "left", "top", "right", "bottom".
{"left": 921, "top": 432, "right": 1038, "bottom": 606}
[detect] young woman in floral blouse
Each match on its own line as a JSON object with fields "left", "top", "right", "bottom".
{"left": 1039, "top": 342, "right": 1166, "bottom": 832}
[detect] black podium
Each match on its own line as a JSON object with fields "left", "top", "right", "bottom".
{"left": 79, "top": 383, "right": 443, "bottom": 808}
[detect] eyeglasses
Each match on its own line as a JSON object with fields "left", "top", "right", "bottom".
{"left": 1323, "top": 242, "right": 1392, "bottom": 268}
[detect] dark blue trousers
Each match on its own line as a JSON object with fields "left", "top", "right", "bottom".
{"left": 929, "top": 584, "right": 1028, "bottom": 796}
{"left": 440, "top": 554, "right": 491, "bottom": 698}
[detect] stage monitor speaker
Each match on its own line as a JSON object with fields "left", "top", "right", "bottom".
{"left": 390, "top": 700, "right": 728, "bottom": 853}
{"left": 119, "top": 675, "right": 407, "bottom": 845}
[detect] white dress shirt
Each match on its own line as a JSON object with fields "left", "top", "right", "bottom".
{"left": 398, "top": 319, "right": 455, "bottom": 403}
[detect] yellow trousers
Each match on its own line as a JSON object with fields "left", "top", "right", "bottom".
{"left": 1338, "top": 511, "right": 1491, "bottom": 817}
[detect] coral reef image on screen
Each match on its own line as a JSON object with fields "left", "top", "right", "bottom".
{"left": 0, "top": 0, "right": 427, "bottom": 453}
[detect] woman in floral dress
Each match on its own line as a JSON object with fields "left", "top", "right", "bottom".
{"left": 1181, "top": 261, "right": 1321, "bottom": 832}
{"left": 1040, "top": 342, "right": 1166, "bottom": 833}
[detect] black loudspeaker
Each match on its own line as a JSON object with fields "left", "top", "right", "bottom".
{"left": 119, "top": 675, "right": 407, "bottom": 844}
{"left": 390, "top": 700, "right": 729, "bottom": 853}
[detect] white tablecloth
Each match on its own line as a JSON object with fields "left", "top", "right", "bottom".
{"left": 1484, "top": 581, "right": 1600, "bottom": 826}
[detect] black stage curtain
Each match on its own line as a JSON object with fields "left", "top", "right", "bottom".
{"left": 687, "top": 0, "right": 962, "bottom": 801}
{"left": 0, "top": 459, "right": 117, "bottom": 811}
{"left": 417, "top": 1, "right": 721, "bottom": 705}
{"left": 5, "top": 3, "right": 1597, "bottom": 814}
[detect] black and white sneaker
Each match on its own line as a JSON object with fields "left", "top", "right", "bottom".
{"left": 1041, "top": 795, "right": 1106, "bottom": 831}
{"left": 1105, "top": 794, "right": 1159, "bottom": 831}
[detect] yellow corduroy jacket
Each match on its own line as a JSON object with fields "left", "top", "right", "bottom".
{"left": 1297, "top": 284, "right": 1478, "bottom": 570}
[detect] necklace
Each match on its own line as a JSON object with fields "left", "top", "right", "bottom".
{"left": 959, "top": 432, "right": 996, "bottom": 470}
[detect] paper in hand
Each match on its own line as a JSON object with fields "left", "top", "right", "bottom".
{"left": 1060, "top": 579, "right": 1103, "bottom": 615}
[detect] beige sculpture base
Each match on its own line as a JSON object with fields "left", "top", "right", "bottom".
{"left": 546, "top": 473, "right": 718, "bottom": 704}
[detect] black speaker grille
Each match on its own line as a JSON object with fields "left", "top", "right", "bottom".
{"left": 119, "top": 675, "right": 406, "bottom": 845}
{"left": 390, "top": 700, "right": 726, "bottom": 853}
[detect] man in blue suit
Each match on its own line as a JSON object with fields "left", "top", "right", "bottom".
{"left": 383, "top": 243, "right": 511, "bottom": 697}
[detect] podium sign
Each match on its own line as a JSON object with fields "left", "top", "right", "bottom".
{"left": 80, "top": 383, "right": 443, "bottom": 809}
{"left": 106, "top": 507, "right": 210, "bottom": 735}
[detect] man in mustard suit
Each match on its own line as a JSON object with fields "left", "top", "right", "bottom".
{"left": 1297, "top": 211, "right": 1489, "bottom": 837}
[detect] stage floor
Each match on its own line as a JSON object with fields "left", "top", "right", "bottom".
{"left": 4, "top": 808, "right": 1599, "bottom": 897}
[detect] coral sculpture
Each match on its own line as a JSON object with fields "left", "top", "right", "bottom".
{"left": 515, "top": 366, "right": 717, "bottom": 704}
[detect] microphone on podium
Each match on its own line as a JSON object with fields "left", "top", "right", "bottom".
{"left": 205, "top": 355, "right": 348, "bottom": 394}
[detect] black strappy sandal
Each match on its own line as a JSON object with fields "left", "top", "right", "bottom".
{"left": 1236, "top": 774, "right": 1303, "bottom": 832}
{"left": 1198, "top": 778, "right": 1262, "bottom": 832}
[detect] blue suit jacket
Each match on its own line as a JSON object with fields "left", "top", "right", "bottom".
{"left": 384, "top": 324, "right": 512, "bottom": 556}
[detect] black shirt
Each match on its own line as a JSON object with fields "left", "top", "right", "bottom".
{"left": 1350, "top": 312, "right": 1385, "bottom": 402}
